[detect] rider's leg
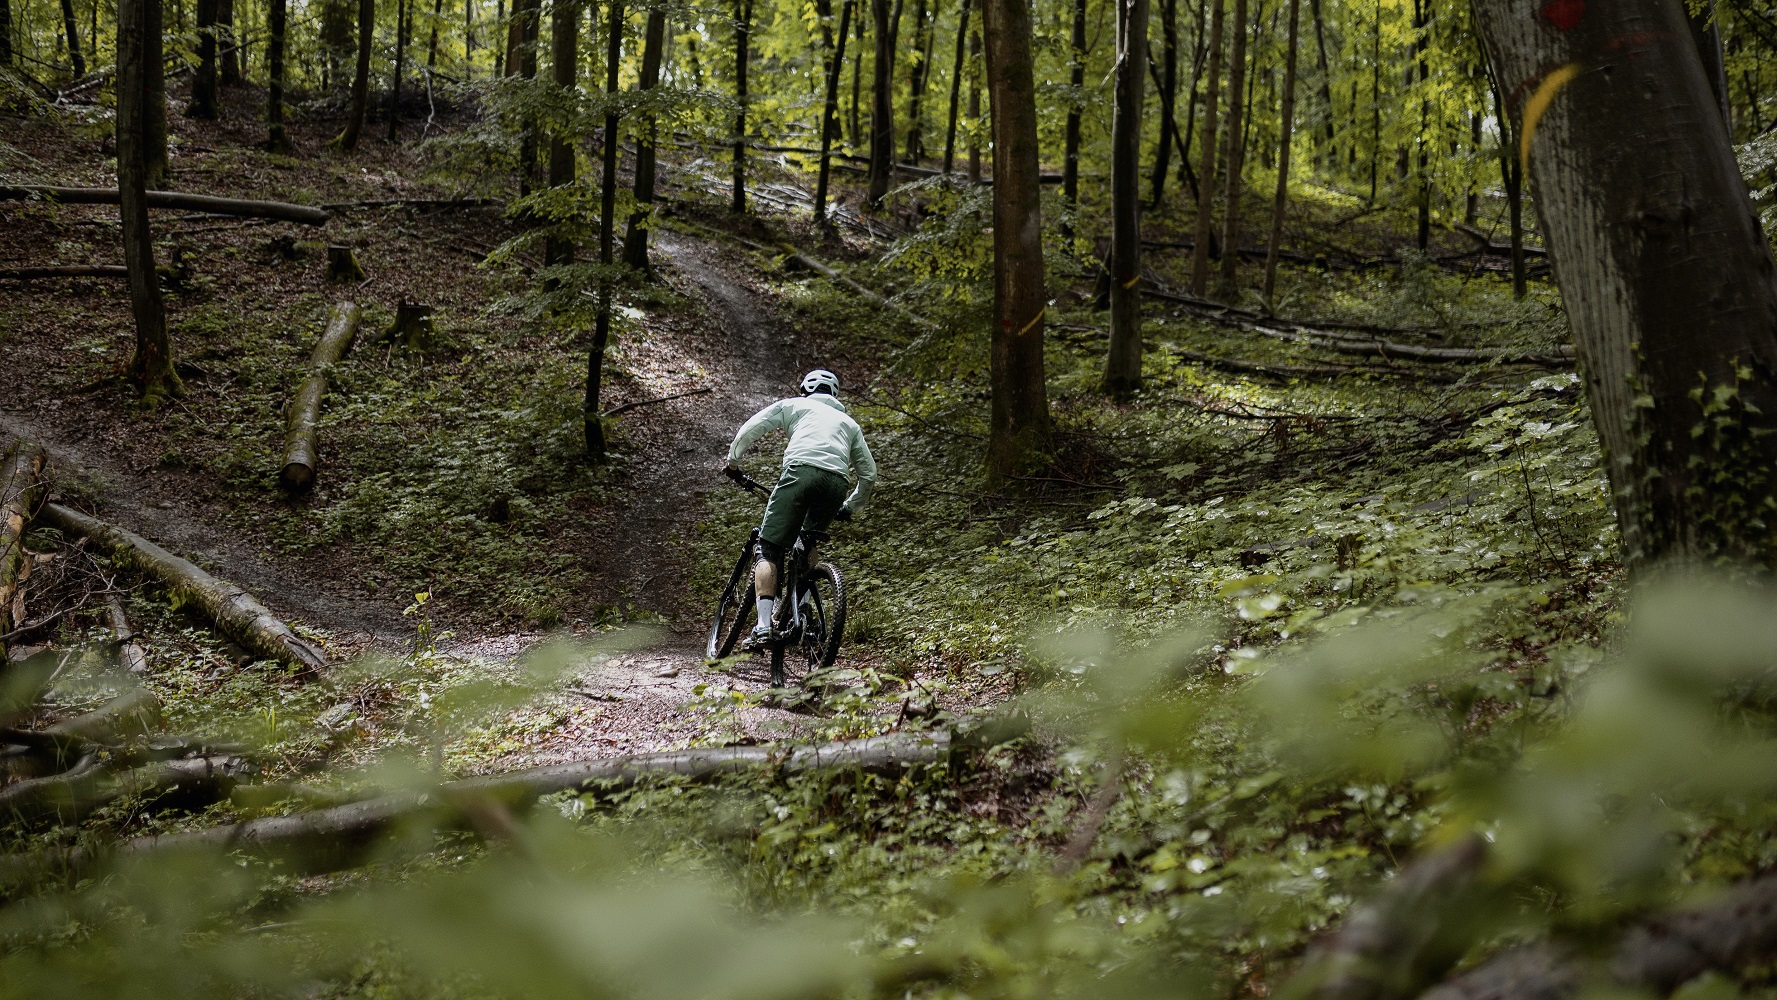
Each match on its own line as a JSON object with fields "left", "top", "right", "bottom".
{"left": 753, "top": 553, "right": 779, "bottom": 628}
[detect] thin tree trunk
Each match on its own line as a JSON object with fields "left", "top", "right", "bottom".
{"left": 966, "top": 14, "right": 980, "bottom": 182}
{"left": 58, "top": 0, "right": 83, "bottom": 76}
{"left": 1261, "top": 0, "right": 1297, "bottom": 304}
{"left": 512, "top": 0, "right": 539, "bottom": 193}
{"left": 188, "top": 0, "right": 218, "bottom": 117}
{"left": 1309, "top": 0, "right": 1331, "bottom": 146}
{"left": 266, "top": 0, "right": 290, "bottom": 151}
{"left": 544, "top": 0, "right": 577, "bottom": 273}
{"left": 867, "top": 0, "right": 895, "bottom": 204}
{"left": 941, "top": 0, "right": 969, "bottom": 173}
{"left": 465, "top": 0, "right": 475, "bottom": 69}
{"left": 219, "top": 0, "right": 240, "bottom": 83}
{"left": 1483, "top": 62, "right": 1526, "bottom": 299}
{"left": 118, "top": 0, "right": 181, "bottom": 406}
{"left": 904, "top": 0, "right": 932, "bottom": 161}
{"left": 145, "top": 0, "right": 168, "bottom": 183}
{"left": 850, "top": 8, "right": 864, "bottom": 143}
{"left": 493, "top": 0, "right": 504, "bottom": 73}
{"left": 1690, "top": 0, "right": 1730, "bottom": 133}
{"left": 587, "top": 0, "right": 623, "bottom": 458}
{"left": 1102, "top": 0, "right": 1147, "bottom": 396}
{"left": 1, "top": 0, "right": 14, "bottom": 68}
{"left": 1188, "top": 0, "right": 1223, "bottom": 295}
{"left": 1062, "top": 0, "right": 1084, "bottom": 207}
{"left": 1473, "top": 0, "right": 1777, "bottom": 568}
{"left": 981, "top": 0, "right": 1051, "bottom": 479}
{"left": 335, "top": 0, "right": 373, "bottom": 148}
{"left": 1213, "top": 0, "right": 1245, "bottom": 300}
{"left": 389, "top": 0, "right": 408, "bottom": 141}
{"left": 814, "top": 0, "right": 854, "bottom": 225}
{"left": 1413, "top": 0, "right": 1428, "bottom": 250}
{"left": 1148, "top": 0, "right": 1176, "bottom": 208}
{"left": 624, "top": 6, "right": 666, "bottom": 270}
{"left": 1367, "top": 6, "right": 1378, "bottom": 201}
{"left": 427, "top": 0, "right": 443, "bottom": 66}
{"left": 732, "top": 0, "right": 751, "bottom": 212}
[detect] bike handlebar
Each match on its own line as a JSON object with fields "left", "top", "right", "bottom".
{"left": 724, "top": 467, "right": 770, "bottom": 495}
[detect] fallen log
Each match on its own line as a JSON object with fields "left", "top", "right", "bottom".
{"left": 777, "top": 243, "right": 939, "bottom": 332}
{"left": 37, "top": 504, "right": 327, "bottom": 672}
{"left": 321, "top": 197, "right": 502, "bottom": 211}
{"left": 0, "top": 265, "right": 130, "bottom": 280}
{"left": 0, "top": 186, "right": 330, "bottom": 226}
{"left": 43, "top": 686, "right": 160, "bottom": 742}
{"left": 0, "top": 729, "right": 961, "bottom": 892}
{"left": 0, "top": 442, "right": 48, "bottom": 664}
{"left": 1452, "top": 222, "right": 1549, "bottom": 260}
{"left": 1169, "top": 349, "right": 1462, "bottom": 384}
{"left": 106, "top": 593, "right": 149, "bottom": 674}
{"left": 0, "top": 753, "right": 250, "bottom": 826}
{"left": 279, "top": 301, "right": 361, "bottom": 493}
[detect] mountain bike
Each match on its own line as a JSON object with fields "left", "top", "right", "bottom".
{"left": 706, "top": 469, "right": 848, "bottom": 688}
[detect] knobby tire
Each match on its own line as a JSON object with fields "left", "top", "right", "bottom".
{"left": 707, "top": 538, "right": 757, "bottom": 660}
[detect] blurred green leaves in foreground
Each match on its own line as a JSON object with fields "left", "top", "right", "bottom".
{"left": 7, "top": 575, "right": 1777, "bottom": 999}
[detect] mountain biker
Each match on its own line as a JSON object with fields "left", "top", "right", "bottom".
{"left": 724, "top": 369, "right": 877, "bottom": 649}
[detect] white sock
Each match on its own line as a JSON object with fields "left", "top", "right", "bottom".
{"left": 756, "top": 597, "right": 774, "bottom": 629}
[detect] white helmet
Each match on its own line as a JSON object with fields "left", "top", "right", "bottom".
{"left": 801, "top": 369, "right": 840, "bottom": 396}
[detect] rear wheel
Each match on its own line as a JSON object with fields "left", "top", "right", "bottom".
{"left": 796, "top": 563, "right": 846, "bottom": 675}
{"left": 706, "top": 539, "right": 757, "bottom": 660}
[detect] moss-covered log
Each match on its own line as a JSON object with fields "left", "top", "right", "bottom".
{"left": 1, "top": 441, "right": 48, "bottom": 663}
{"left": 38, "top": 504, "right": 326, "bottom": 672}
{"left": 279, "top": 301, "right": 361, "bottom": 493}
{"left": 0, "top": 186, "right": 330, "bottom": 225}
{"left": 0, "top": 753, "right": 251, "bottom": 826}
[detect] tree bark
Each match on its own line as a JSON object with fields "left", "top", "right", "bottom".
{"left": 0, "top": 186, "right": 330, "bottom": 224}
{"left": 905, "top": 0, "right": 933, "bottom": 162}
{"left": 1061, "top": 0, "right": 1084, "bottom": 209}
{"left": 188, "top": 0, "right": 219, "bottom": 117}
{"left": 941, "top": 0, "right": 969, "bottom": 173}
{"left": 1471, "top": 0, "right": 1777, "bottom": 568}
{"left": 1102, "top": 0, "right": 1147, "bottom": 396}
{"left": 1689, "top": 0, "right": 1730, "bottom": 134}
{"left": 108, "top": 593, "right": 150, "bottom": 675}
{"left": 144, "top": 0, "right": 169, "bottom": 185}
{"left": 624, "top": 5, "right": 667, "bottom": 271}
{"left": 1213, "top": 0, "right": 1246, "bottom": 300}
{"left": 814, "top": 0, "right": 854, "bottom": 225}
{"left": 116, "top": 1, "right": 183, "bottom": 407}
{"left": 427, "top": 0, "right": 443, "bottom": 67}
{"left": 1149, "top": 0, "right": 1177, "bottom": 208}
{"left": 867, "top": 0, "right": 895, "bottom": 205}
{"left": 586, "top": 0, "right": 623, "bottom": 459}
{"left": 850, "top": 9, "right": 864, "bottom": 144}
{"left": 0, "top": 442, "right": 47, "bottom": 665}
{"left": 39, "top": 505, "right": 327, "bottom": 671}
{"left": 1261, "top": 0, "right": 1298, "bottom": 304}
{"left": 544, "top": 0, "right": 578, "bottom": 273}
{"left": 279, "top": 301, "right": 362, "bottom": 493}
{"left": 732, "top": 0, "right": 752, "bottom": 212}
{"left": 1188, "top": 0, "right": 1223, "bottom": 295}
{"left": 219, "top": 0, "right": 240, "bottom": 83}
{"left": 981, "top": 0, "right": 1051, "bottom": 480}
{"left": 388, "top": 0, "right": 408, "bottom": 141}
{"left": 966, "top": 12, "right": 981, "bottom": 182}
{"left": 334, "top": 0, "right": 373, "bottom": 148}
{"left": 1309, "top": 0, "right": 1332, "bottom": 146}
{"left": 511, "top": 0, "right": 539, "bottom": 193}
{"left": 0, "top": 0, "right": 13, "bottom": 68}
{"left": 58, "top": 0, "right": 85, "bottom": 76}
{"left": 266, "top": 0, "right": 291, "bottom": 152}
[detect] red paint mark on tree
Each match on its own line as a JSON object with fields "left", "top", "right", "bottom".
{"left": 1540, "top": 0, "right": 1584, "bottom": 30}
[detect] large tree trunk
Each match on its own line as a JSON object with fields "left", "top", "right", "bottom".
{"left": 814, "top": 0, "right": 854, "bottom": 225}
{"left": 58, "top": 0, "right": 85, "bottom": 76}
{"left": 1188, "top": 0, "right": 1224, "bottom": 295}
{"left": 334, "top": 0, "right": 373, "bottom": 148}
{"left": 1471, "top": 0, "right": 1777, "bottom": 569}
{"left": 981, "top": 0, "right": 1051, "bottom": 480}
{"left": 388, "top": 0, "right": 408, "bottom": 141}
{"left": 188, "top": 0, "right": 219, "bottom": 117}
{"left": 0, "top": 443, "right": 47, "bottom": 665}
{"left": 867, "top": 0, "right": 895, "bottom": 205}
{"left": 586, "top": 0, "right": 623, "bottom": 459}
{"left": 904, "top": 0, "right": 932, "bottom": 162}
{"left": 279, "top": 301, "right": 362, "bottom": 493}
{"left": 266, "top": 0, "right": 291, "bottom": 152}
{"left": 1148, "top": 0, "right": 1177, "bottom": 208}
{"left": 623, "top": 7, "right": 666, "bottom": 271}
{"left": 1213, "top": 0, "right": 1247, "bottom": 300}
{"left": 1101, "top": 0, "right": 1147, "bottom": 396}
{"left": 1260, "top": 0, "right": 1298, "bottom": 303}
{"left": 1061, "top": 0, "right": 1084, "bottom": 209}
{"left": 731, "top": 0, "right": 752, "bottom": 213}
{"left": 117, "top": 2, "right": 182, "bottom": 407}
{"left": 544, "top": 0, "right": 577, "bottom": 273}
{"left": 219, "top": 0, "right": 240, "bottom": 83}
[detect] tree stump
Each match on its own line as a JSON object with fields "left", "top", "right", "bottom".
{"left": 384, "top": 300, "right": 435, "bottom": 350}
{"left": 325, "top": 245, "right": 365, "bottom": 283}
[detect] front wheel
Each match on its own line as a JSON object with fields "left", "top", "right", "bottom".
{"left": 796, "top": 562, "right": 847, "bottom": 675}
{"left": 707, "top": 539, "right": 757, "bottom": 660}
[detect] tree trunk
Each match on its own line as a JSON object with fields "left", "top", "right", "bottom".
{"left": 904, "top": 0, "right": 932, "bottom": 162}
{"left": 464, "top": 0, "right": 475, "bottom": 69}
{"left": 219, "top": 0, "right": 240, "bottom": 83}
{"left": 0, "top": 187, "right": 330, "bottom": 225}
{"left": 334, "top": 0, "right": 373, "bottom": 148}
{"left": 388, "top": 0, "right": 408, "bottom": 141}
{"left": 1482, "top": 58, "right": 1527, "bottom": 299}
{"left": 1309, "top": 0, "right": 1332, "bottom": 147}
{"left": 942, "top": 0, "right": 968, "bottom": 173}
{"left": 117, "top": 2, "right": 182, "bottom": 408}
{"left": 266, "top": 0, "right": 291, "bottom": 152}
{"left": 279, "top": 301, "right": 361, "bottom": 493}
{"left": 1, "top": 0, "right": 13, "bottom": 68}
{"left": 732, "top": 0, "right": 751, "bottom": 213}
{"left": 511, "top": 0, "right": 539, "bottom": 192}
{"left": 545, "top": 0, "right": 578, "bottom": 272}
{"left": 1213, "top": 0, "right": 1246, "bottom": 300}
{"left": 966, "top": 14, "right": 980, "bottom": 182}
{"left": 814, "top": 0, "right": 854, "bottom": 225}
{"left": 188, "top": 0, "right": 218, "bottom": 117}
{"left": 1690, "top": 0, "right": 1730, "bottom": 134}
{"left": 623, "top": 7, "right": 666, "bottom": 270}
{"left": 0, "top": 443, "right": 47, "bottom": 665}
{"left": 58, "top": 0, "right": 84, "bottom": 76}
{"left": 1261, "top": 0, "right": 1298, "bottom": 304}
{"left": 867, "top": 0, "right": 895, "bottom": 205}
{"left": 1148, "top": 0, "right": 1177, "bottom": 208}
{"left": 145, "top": 0, "right": 169, "bottom": 184}
{"left": 587, "top": 0, "right": 623, "bottom": 459}
{"left": 1413, "top": 0, "right": 1429, "bottom": 250}
{"left": 427, "top": 0, "right": 443, "bottom": 67}
{"left": 1471, "top": 0, "right": 1777, "bottom": 569}
{"left": 41, "top": 505, "right": 326, "bottom": 670}
{"left": 1062, "top": 0, "right": 1084, "bottom": 207}
{"left": 1188, "top": 0, "right": 1223, "bottom": 295}
{"left": 981, "top": 0, "right": 1051, "bottom": 479}
{"left": 1102, "top": 0, "right": 1147, "bottom": 396}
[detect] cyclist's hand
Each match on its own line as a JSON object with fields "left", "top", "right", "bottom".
{"left": 723, "top": 463, "right": 741, "bottom": 480}
{"left": 833, "top": 507, "right": 853, "bottom": 523}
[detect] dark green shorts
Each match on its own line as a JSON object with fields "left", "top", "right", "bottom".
{"left": 759, "top": 464, "right": 850, "bottom": 553}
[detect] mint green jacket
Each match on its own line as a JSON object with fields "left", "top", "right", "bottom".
{"left": 727, "top": 394, "right": 878, "bottom": 509}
